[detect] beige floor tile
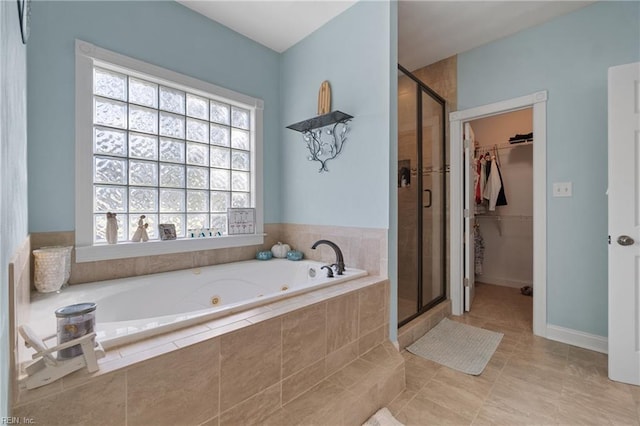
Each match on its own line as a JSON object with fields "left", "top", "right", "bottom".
{"left": 486, "top": 373, "right": 559, "bottom": 422}
{"left": 448, "top": 314, "right": 487, "bottom": 328}
{"left": 396, "top": 283, "right": 638, "bottom": 426}
{"left": 561, "top": 374, "right": 638, "bottom": 424}
{"left": 387, "top": 389, "right": 418, "bottom": 417}
{"left": 473, "top": 400, "right": 554, "bottom": 426}
{"left": 197, "top": 417, "right": 218, "bottom": 426}
{"left": 396, "top": 391, "right": 472, "bottom": 426}
{"left": 432, "top": 363, "right": 499, "bottom": 395}
{"left": 500, "top": 356, "right": 565, "bottom": 393}
{"left": 403, "top": 351, "right": 442, "bottom": 392}
{"left": 415, "top": 377, "right": 486, "bottom": 422}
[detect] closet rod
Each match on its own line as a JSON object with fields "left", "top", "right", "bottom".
{"left": 476, "top": 215, "right": 532, "bottom": 220}
{"left": 476, "top": 140, "right": 532, "bottom": 152}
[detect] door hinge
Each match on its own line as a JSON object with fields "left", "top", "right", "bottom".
{"left": 608, "top": 235, "right": 611, "bottom": 245}
{"left": 464, "top": 278, "right": 470, "bottom": 288}
{"left": 464, "top": 209, "right": 470, "bottom": 218}
{"left": 463, "top": 139, "right": 471, "bottom": 150}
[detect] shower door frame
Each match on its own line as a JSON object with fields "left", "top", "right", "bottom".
{"left": 398, "top": 64, "right": 447, "bottom": 328}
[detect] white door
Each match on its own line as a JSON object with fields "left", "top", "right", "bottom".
{"left": 464, "top": 123, "right": 476, "bottom": 311}
{"left": 608, "top": 61, "right": 640, "bottom": 385}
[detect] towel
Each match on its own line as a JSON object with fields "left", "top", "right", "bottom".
{"left": 362, "top": 408, "right": 405, "bottom": 426}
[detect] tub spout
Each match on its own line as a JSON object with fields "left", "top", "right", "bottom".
{"left": 311, "top": 240, "right": 345, "bottom": 275}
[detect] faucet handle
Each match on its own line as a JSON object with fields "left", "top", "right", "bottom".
{"left": 321, "top": 265, "right": 334, "bottom": 278}
{"left": 330, "top": 263, "right": 345, "bottom": 276}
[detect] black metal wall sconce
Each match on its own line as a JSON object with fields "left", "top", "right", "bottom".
{"left": 286, "top": 81, "right": 353, "bottom": 173}
{"left": 286, "top": 111, "right": 353, "bottom": 172}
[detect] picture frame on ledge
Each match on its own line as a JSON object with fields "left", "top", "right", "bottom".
{"left": 227, "top": 208, "right": 256, "bottom": 235}
{"left": 158, "top": 223, "right": 176, "bottom": 241}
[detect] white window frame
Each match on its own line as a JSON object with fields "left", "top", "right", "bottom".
{"left": 75, "top": 40, "right": 264, "bottom": 262}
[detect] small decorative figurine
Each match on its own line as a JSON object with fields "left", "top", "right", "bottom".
{"left": 105, "top": 212, "right": 118, "bottom": 244}
{"left": 131, "top": 215, "right": 149, "bottom": 242}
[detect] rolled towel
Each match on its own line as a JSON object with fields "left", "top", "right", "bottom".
{"left": 362, "top": 407, "right": 405, "bottom": 426}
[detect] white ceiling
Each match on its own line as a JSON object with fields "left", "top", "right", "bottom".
{"left": 177, "top": 0, "right": 358, "bottom": 53}
{"left": 399, "top": 1, "right": 594, "bottom": 71}
{"left": 178, "top": 0, "right": 594, "bottom": 70}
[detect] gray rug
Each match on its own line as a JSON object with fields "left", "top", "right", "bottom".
{"left": 407, "top": 318, "right": 503, "bottom": 375}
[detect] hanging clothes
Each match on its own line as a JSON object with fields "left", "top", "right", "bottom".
{"left": 474, "top": 158, "right": 482, "bottom": 204}
{"left": 483, "top": 151, "right": 508, "bottom": 211}
{"left": 473, "top": 154, "right": 488, "bottom": 214}
{"left": 474, "top": 224, "right": 485, "bottom": 275}
{"left": 493, "top": 146, "right": 508, "bottom": 207}
{"left": 483, "top": 157, "right": 501, "bottom": 210}
{"left": 495, "top": 161, "right": 508, "bottom": 207}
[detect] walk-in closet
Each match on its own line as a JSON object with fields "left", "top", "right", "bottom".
{"left": 467, "top": 108, "right": 533, "bottom": 324}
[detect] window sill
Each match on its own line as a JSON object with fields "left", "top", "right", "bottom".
{"left": 75, "top": 234, "right": 265, "bottom": 263}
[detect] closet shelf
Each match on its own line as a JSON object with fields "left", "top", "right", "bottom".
{"left": 476, "top": 215, "right": 532, "bottom": 220}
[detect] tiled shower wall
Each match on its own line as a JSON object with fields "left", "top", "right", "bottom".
{"left": 29, "top": 223, "right": 388, "bottom": 287}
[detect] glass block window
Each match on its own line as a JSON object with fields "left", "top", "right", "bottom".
{"left": 91, "top": 66, "right": 253, "bottom": 243}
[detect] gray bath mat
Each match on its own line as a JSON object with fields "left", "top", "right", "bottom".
{"left": 407, "top": 318, "right": 503, "bottom": 375}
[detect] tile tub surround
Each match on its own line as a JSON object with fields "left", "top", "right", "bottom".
{"left": 279, "top": 223, "right": 388, "bottom": 277}
{"left": 13, "top": 278, "right": 403, "bottom": 425}
{"left": 29, "top": 225, "right": 282, "bottom": 287}
{"left": 29, "top": 223, "right": 387, "bottom": 287}
{"left": 8, "top": 236, "right": 31, "bottom": 409}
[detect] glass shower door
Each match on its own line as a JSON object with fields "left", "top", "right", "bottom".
{"left": 421, "top": 91, "right": 446, "bottom": 308}
{"left": 397, "top": 68, "right": 419, "bottom": 324}
{"left": 397, "top": 64, "right": 447, "bottom": 327}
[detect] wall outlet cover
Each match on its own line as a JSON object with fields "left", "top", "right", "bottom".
{"left": 553, "top": 182, "right": 572, "bottom": 197}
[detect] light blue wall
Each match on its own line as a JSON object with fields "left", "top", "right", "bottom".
{"left": 27, "top": 1, "right": 281, "bottom": 232}
{"left": 458, "top": 1, "right": 640, "bottom": 336}
{"left": 280, "top": 1, "right": 392, "bottom": 229}
{"left": 1, "top": 0, "right": 29, "bottom": 415}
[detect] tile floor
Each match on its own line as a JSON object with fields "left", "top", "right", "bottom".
{"left": 389, "top": 282, "right": 640, "bottom": 425}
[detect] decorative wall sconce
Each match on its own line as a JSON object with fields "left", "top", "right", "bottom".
{"left": 286, "top": 81, "right": 353, "bottom": 173}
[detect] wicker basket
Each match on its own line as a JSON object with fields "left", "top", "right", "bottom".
{"left": 33, "top": 246, "right": 73, "bottom": 293}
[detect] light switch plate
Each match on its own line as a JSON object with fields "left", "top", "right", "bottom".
{"left": 553, "top": 182, "right": 572, "bottom": 197}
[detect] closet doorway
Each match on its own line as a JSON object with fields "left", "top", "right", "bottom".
{"left": 466, "top": 109, "right": 534, "bottom": 325}
{"left": 450, "top": 91, "right": 548, "bottom": 337}
{"left": 397, "top": 65, "right": 447, "bottom": 327}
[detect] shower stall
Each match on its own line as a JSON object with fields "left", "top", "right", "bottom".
{"left": 397, "top": 64, "right": 447, "bottom": 327}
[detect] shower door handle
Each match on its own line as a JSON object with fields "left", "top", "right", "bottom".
{"left": 424, "top": 189, "right": 432, "bottom": 208}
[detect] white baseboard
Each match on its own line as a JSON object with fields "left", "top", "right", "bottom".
{"left": 475, "top": 275, "right": 532, "bottom": 289}
{"left": 545, "top": 324, "right": 608, "bottom": 354}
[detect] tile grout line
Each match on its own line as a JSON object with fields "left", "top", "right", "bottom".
{"left": 468, "top": 339, "right": 511, "bottom": 426}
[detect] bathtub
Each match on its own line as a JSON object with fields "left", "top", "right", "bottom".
{"left": 26, "top": 259, "right": 367, "bottom": 349}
